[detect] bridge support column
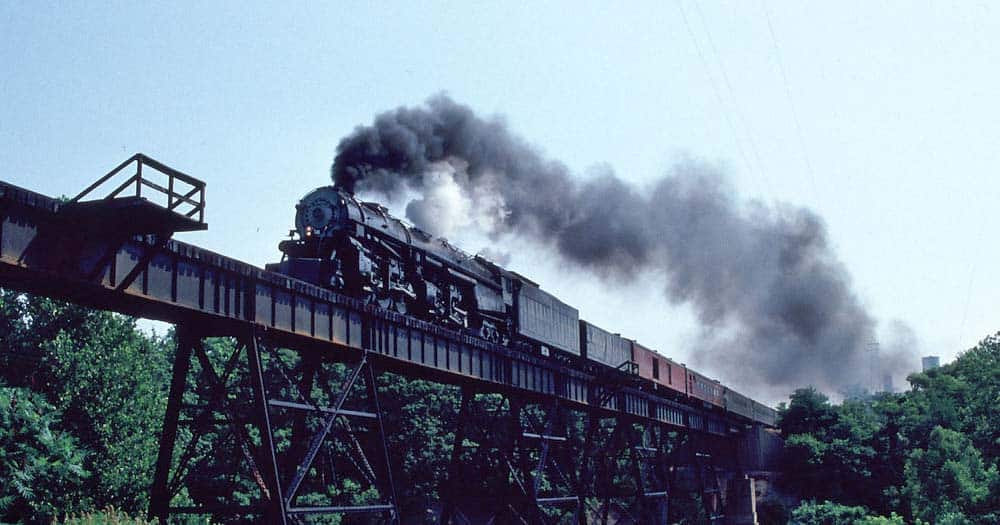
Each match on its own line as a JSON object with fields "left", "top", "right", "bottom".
{"left": 149, "top": 324, "right": 196, "bottom": 522}
{"left": 697, "top": 447, "right": 724, "bottom": 523}
{"left": 637, "top": 423, "right": 671, "bottom": 525}
{"left": 587, "top": 418, "right": 671, "bottom": 525}
{"left": 148, "top": 326, "right": 398, "bottom": 523}
{"left": 244, "top": 328, "right": 290, "bottom": 525}
{"left": 438, "top": 392, "right": 582, "bottom": 524}
{"left": 725, "top": 476, "right": 758, "bottom": 525}
{"left": 149, "top": 324, "right": 289, "bottom": 521}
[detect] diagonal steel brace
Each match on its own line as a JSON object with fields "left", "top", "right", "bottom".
{"left": 283, "top": 353, "right": 369, "bottom": 505}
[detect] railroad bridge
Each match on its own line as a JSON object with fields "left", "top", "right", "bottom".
{"left": 0, "top": 155, "right": 781, "bottom": 524}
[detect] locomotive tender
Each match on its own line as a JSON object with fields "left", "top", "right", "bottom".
{"left": 267, "top": 186, "right": 777, "bottom": 427}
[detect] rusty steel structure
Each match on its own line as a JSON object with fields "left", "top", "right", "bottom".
{"left": 0, "top": 155, "right": 777, "bottom": 524}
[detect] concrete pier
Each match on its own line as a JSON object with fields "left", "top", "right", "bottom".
{"left": 726, "top": 477, "right": 758, "bottom": 525}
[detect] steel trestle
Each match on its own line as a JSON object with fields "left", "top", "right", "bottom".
{"left": 148, "top": 326, "right": 399, "bottom": 523}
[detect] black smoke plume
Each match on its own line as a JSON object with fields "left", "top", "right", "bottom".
{"left": 332, "top": 95, "right": 916, "bottom": 398}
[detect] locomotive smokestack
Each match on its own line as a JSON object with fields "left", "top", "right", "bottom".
{"left": 331, "top": 94, "right": 916, "bottom": 397}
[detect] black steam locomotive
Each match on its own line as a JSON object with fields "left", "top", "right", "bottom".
{"left": 268, "top": 186, "right": 778, "bottom": 427}
{"left": 268, "top": 186, "right": 579, "bottom": 356}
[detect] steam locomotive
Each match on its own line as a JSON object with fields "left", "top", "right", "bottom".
{"left": 267, "top": 186, "right": 777, "bottom": 427}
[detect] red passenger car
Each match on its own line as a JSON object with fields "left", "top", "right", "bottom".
{"left": 631, "top": 340, "right": 687, "bottom": 398}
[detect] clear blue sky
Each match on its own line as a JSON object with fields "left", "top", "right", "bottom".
{"left": 3, "top": 1, "right": 998, "bottom": 401}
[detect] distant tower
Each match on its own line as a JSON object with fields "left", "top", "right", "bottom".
{"left": 867, "top": 340, "right": 880, "bottom": 393}
{"left": 922, "top": 355, "right": 940, "bottom": 372}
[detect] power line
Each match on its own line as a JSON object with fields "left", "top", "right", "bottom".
{"left": 692, "top": 1, "right": 773, "bottom": 194}
{"left": 760, "top": 0, "right": 819, "bottom": 198}
{"left": 954, "top": 2, "right": 991, "bottom": 354}
{"left": 675, "top": 0, "right": 765, "bottom": 195}
{"left": 956, "top": 220, "right": 984, "bottom": 353}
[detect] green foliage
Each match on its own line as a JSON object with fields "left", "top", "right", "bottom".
{"left": 780, "top": 387, "right": 838, "bottom": 437}
{"left": 854, "top": 513, "right": 905, "bottom": 525}
{"left": 376, "top": 374, "right": 461, "bottom": 516}
{"left": 781, "top": 433, "right": 829, "bottom": 496}
{"left": 943, "top": 335, "right": 1000, "bottom": 461}
{"left": 777, "top": 332, "right": 1000, "bottom": 524}
{"left": 40, "top": 310, "right": 171, "bottom": 512}
{"left": 789, "top": 501, "right": 903, "bottom": 525}
{"left": 790, "top": 501, "right": 870, "bottom": 525}
{"left": 778, "top": 392, "right": 885, "bottom": 507}
{"left": 0, "top": 290, "right": 172, "bottom": 518}
{"left": 663, "top": 474, "right": 708, "bottom": 524}
{"left": 59, "top": 506, "right": 160, "bottom": 524}
{"left": 0, "top": 386, "right": 89, "bottom": 523}
{"left": 903, "top": 426, "right": 998, "bottom": 524}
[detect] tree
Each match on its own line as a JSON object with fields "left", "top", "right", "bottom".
{"left": 780, "top": 387, "right": 838, "bottom": 437}
{"left": 903, "top": 426, "right": 997, "bottom": 524}
{"left": 774, "top": 332, "right": 1000, "bottom": 522}
{"left": 781, "top": 433, "right": 830, "bottom": 498}
{"left": 756, "top": 499, "right": 791, "bottom": 525}
{"left": 779, "top": 388, "right": 881, "bottom": 505}
{"left": 946, "top": 334, "right": 1000, "bottom": 462}
{"left": 0, "top": 385, "right": 89, "bottom": 523}
{"left": 0, "top": 290, "right": 173, "bottom": 515}
{"left": 40, "top": 316, "right": 172, "bottom": 513}
{"left": 376, "top": 374, "right": 461, "bottom": 517}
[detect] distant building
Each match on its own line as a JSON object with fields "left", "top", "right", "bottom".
{"left": 881, "top": 373, "right": 894, "bottom": 393}
{"left": 922, "top": 355, "right": 940, "bottom": 372}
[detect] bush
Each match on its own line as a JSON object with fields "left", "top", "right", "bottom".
{"left": 0, "top": 386, "right": 89, "bottom": 523}
{"left": 60, "top": 506, "right": 158, "bottom": 524}
{"left": 790, "top": 501, "right": 911, "bottom": 525}
{"left": 790, "top": 501, "right": 869, "bottom": 525}
{"left": 855, "top": 513, "right": 906, "bottom": 525}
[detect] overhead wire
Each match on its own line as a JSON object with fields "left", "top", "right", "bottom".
{"left": 957, "top": 220, "right": 985, "bottom": 353}
{"left": 675, "top": 0, "right": 767, "bottom": 197}
{"left": 760, "top": 0, "right": 820, "bottom": 199}
{"left": 953, "top": 2, "right": 991, "bottom": 353}
{"left": 692, "top": 1, "right": 773, "bottom": 194}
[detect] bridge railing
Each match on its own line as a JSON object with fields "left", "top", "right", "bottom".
{"left": 71, "top": 153, "right": 206, "bottom": 225}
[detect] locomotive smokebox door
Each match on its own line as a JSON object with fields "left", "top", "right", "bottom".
{"left": 294, "top": 186, "right": 348, "bottom": 237}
